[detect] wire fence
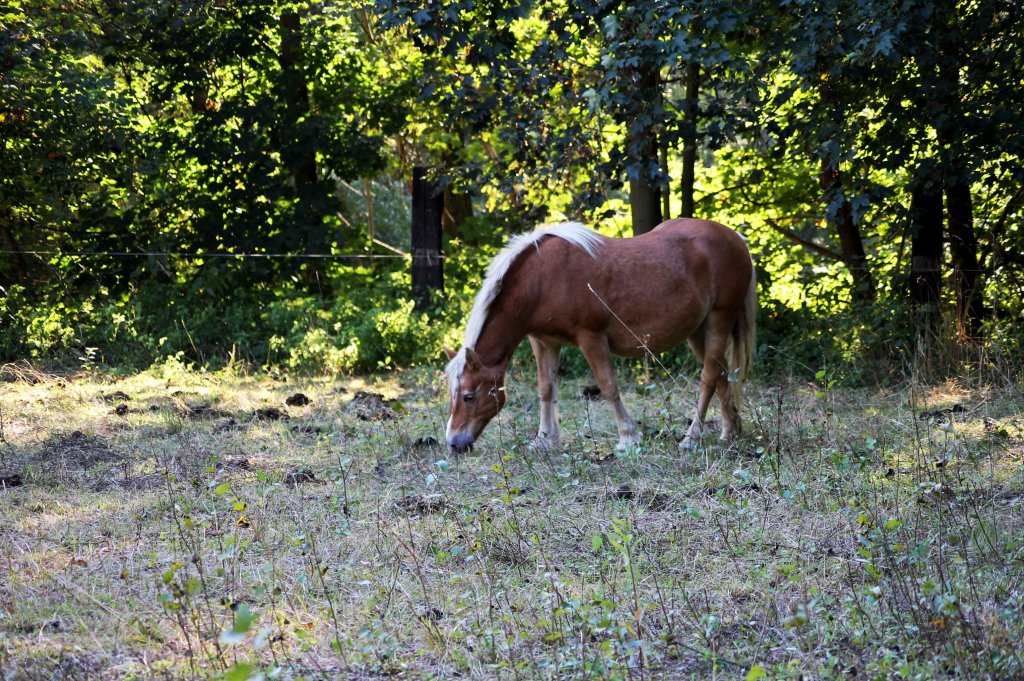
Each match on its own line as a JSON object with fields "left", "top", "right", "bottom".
{"left": 1, "top": 249, "right": 1004, "bottom": 272}
{"left": 0, "top": 249, "right": 413, "bottom": 260}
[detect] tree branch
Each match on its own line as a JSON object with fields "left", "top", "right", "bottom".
{"left": 694, "top": 182, "right": 760, "bottom": 207}
{"left": 991, "top": 185, "right": 1024, "bottom": 244}
{"left": 764, "top": 218, "right": 844, "bottom": 262}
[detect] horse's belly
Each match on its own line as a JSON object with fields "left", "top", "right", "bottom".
{"left": 604, "top": 316, "right": 701, "bottom": 357}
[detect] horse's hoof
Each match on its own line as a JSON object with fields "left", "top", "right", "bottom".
{"left": 679, "top": 437, "right": 699, "bottom": 451}
{"left": 528, "top": 436, "right": 559, "bottom": 451}
{"left": 615, "top": 435, "right": 643, "bottom": 453}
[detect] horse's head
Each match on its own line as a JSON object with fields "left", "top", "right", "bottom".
{"left": 443, "top": 346, "right": 506, "bottom": 453}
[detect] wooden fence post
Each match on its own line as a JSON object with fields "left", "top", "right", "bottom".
{"left": 411, "top": 166, "right": 444, "bottom": 311}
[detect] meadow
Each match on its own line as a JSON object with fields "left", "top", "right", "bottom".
{"left": 1, "top": 357, "right": 1022, "bottom": 680}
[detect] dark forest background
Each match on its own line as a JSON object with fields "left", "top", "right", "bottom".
{"left": 2, "top": 0, "right": 1022, "bottom": 381}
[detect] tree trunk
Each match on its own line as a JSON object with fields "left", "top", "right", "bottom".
{"left": 945, "top": 166, "right": 986, "bottom": 340}
{"left": 819, "top": 159, "right": 875, "bottom": 302}
{"left": 190, "top": 80, "right": 209, "bottom": 115}
{"left": 629, "top": 177, "right": 661, "bottom": 236}
{"left": 279, "top": 12, "right": 316, "bottom": 188}
{"left": 659, "top": 134, "right": 671, "bottom": 220}
{"left": 814, "top": 64, "right": 874, "bottom": 303}
{"left": 0, "top": 211, "right": 28, "bottom": 284}
{"left": 442, "top": 188, "right": 473, "bottom": 239}
{"left": 626, "top": 64, "right": 663, "bottom": 235}
{"left": 411, "top": 167, "right": 444, "bottom": 311}
{"left": 909, "top": 168, "right": 944, "bottom": 327}
{"left": 680, "top": 63, "right": 700, "bottom": 218}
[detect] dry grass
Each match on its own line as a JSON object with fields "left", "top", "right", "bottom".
{"left": 1, "top": 358, "right": 1022, "bottom": 680}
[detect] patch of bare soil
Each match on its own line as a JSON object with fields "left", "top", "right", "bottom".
{"left": 253, "top": 407, "right": 288, "bottom": 421}
{"left": 396, "top": 493, "right": 446, "bottom": 515}
{"left": 181, "top": 403, "right": 233, "bottom": 419}
{"left": 607, "top": 483, "right": 674, "bottom": 510}
{"left": 0, "top": 472, "right": 23, "bottom": 489}
{"left": 2, "top": 648, "right": 107, "bottom": 681}
{"left": 38, "top": 430, "right": 122, "bottom": 469}
{"left": 96, "top": 473, "right": 166, "bottom": 492}
{"left": 22, "top": 431, "right": 129, "bottom": 488}
{"left": 345, "top": 391, "right": 397, "bottom": 421}
{"left": 284, "top": 466, "right": 322, "bottom": 484}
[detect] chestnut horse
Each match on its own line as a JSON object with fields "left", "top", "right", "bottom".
{"left": 444, "top": 218, "right": 756, "bottom": 453}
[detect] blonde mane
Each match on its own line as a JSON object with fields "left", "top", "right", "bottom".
{"left": 445, "top": 222, "right": 605, "bottom": 393}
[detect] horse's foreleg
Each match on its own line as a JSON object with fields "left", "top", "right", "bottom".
{"left": 529, "top": 336, "right": 562, "bottom": 449}
{"left": 578, "top": 333, "right": 640, "bottom": 451}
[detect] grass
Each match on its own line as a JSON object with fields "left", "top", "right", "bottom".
{"left": 0, "top": 356, "right": 1022, "bottom": 680}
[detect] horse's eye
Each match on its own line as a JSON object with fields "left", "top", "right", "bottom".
{"left": 463, "top": 392, "right": 476, "bottom": 404}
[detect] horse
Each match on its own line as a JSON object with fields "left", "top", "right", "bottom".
{"left": 443, "top": 218, "right": 756, "bottom": 454}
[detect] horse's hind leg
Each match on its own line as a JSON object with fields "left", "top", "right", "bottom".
{"left": 529, "top": 336, "right": 562, "bottom": 449}
{"left": 716, "top": 372, "right": 741, "bottom": 441}
{"left": 682, "top": 319, "right": 733, "bottom": 449}
{"left": 577, "top": 333, "right": 640, "bottom": 451}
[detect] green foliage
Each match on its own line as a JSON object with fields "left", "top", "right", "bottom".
{"left": 263, "top": 269, "right": 458, "bottom": 374}
{"left": 2, "top": 0, "right": 1024, "bottom": 379}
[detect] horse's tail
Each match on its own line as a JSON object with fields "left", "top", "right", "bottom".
{"left": 727, "top": 266, "right": 757, "bottom": 408}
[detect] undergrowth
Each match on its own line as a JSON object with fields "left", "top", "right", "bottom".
{"left": 0, "top": 358, "right": 1022, "bottom": 679}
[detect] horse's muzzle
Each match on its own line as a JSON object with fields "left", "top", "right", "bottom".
{"left": 448, "top": 432, "right": 475, "bottom": 453}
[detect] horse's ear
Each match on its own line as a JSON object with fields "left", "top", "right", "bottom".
{"left": 443, "top": 346, "right": 457, "bottom": 361}
{"left": 464, "top": 347, "right": 480, "bottom": 370}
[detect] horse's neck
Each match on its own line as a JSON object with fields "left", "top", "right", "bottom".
{"left": 474, "top": 287, "right": 535, "bottom": 370}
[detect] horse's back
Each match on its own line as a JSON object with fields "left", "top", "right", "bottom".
{"left": 612, "top": 218, "right": 751, "bottom": 290}
{"left": 523, "top": 218, "right": 752, "bottom": 356}
{"left": 648, "top": 218, "right": 749, "bottom": 256}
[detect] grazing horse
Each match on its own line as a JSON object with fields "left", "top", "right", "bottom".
{"left": 444, "top": 218, "right": 756, "bottom": 454}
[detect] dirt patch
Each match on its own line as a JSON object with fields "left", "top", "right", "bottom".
{"left": 91, "top": 473, "right": 166, "bottom": 492}
{"left": 607, "top": 483, "right": 674, "bottom": 510}
{"left": 3, "top": 647, "right": 106, "bottom": 681}
{"left": 396, "top": 493, "right": 446, "bottom": 515}
{"left": 253, "top": 407, "right": 289, "bottom": 421}
{"left": 346, "top": 391, "right": 397, "bottom": 421}
{"left": 1, "top": 472, "right": 23, "bottom": 489}
{"left": 412, "top": 436, "right": 440, "bottom": 450}
{"left": 219, "top": 456, "right": 252, "bottom": 471}
{"left": 181, "top": 403, "right": 233, "bottom": 419}
{"left": 284, "top": 467, "right": 322, "bottom": 484}
{"left": 38, "top": 431, "right": 122, "bottom": 469}
{"left": 215, "top": 418, "right": 242, "bottom": 432}
{"left": 919, "top": 403, "right": 967, "bottom": 421}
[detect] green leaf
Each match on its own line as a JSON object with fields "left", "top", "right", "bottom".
{"left": 221, "top": 603, "right": 255, "bottom": 645}
{"left": 224, "top": 663, "right": 257, "bottom": 681}
{"left": 746, "top": 664, "right": 768, "bottom": 681}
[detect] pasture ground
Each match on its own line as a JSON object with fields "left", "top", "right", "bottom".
{"left": 1, "top": 358, "right": 1022, "bottom": 680}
